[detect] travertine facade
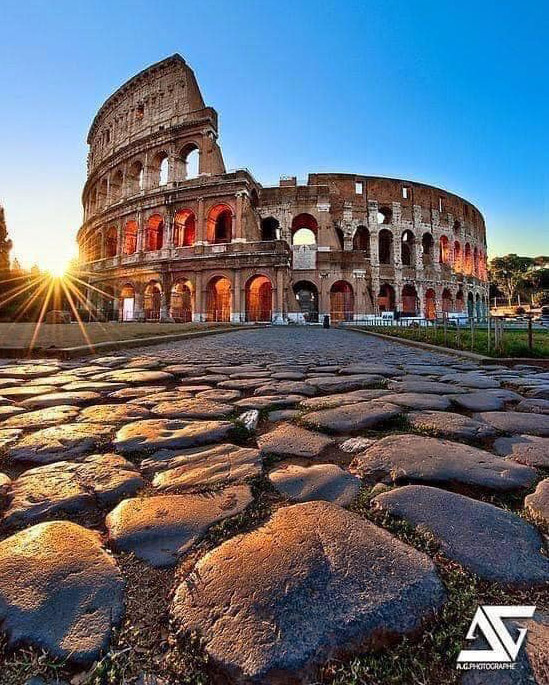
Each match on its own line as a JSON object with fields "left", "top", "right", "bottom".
{"left": 78, "top": 54, "right": 489, "bottom": 323}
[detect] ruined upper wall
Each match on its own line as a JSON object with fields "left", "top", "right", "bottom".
{"left": 86, "top": 54, "right": 214, "bottom": 174}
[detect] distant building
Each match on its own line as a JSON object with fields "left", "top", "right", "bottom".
{"left": 78, "top": 55, "right": 489, "bottom": 323}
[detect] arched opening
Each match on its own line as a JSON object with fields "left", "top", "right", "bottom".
{"left": 293, "top": 281, "right": 319, "bottom": 323}
{"left": 207, "top": 204, "right": 233, "bottom": 244}
{"left": 401, "top": 230, "right": 415, "bottom": 266}
{"left": 110, "top": 170, "right": 123, "bottom": 202}
{"left": 105, "top": 226, "right": 118, "bottom": 258}
{"left": 353, "top": 226, "right": 370, "bottom": 255}
{"left": 377, "top": 284, "right": 395, "bottom": 312}
{"left": 97, "top": 179, "right": 108, "bottom": 209}
{"left": 442, "top": 288, "right": 453, "bottom": 314}
{"left": 120, "top": 284, "right": 135, "bottom": 322}
{"left": 174, "top": 209, "right": 196, "bottom": 247}
{"left": 453, "top": 220, "right": 461, "bottom": 233}
{"left": 475, "top": 293, "right": 482, "bottom": 319}
{"left": 127, "top": 161, "right": 144, "bottom": 195}
{"left": 291, "top": 214, "right": 318, "bottom": 245}
{"left": 170, "top": 280, "right": 193, "bottom": 322}
{"left": 456, "top": 289, "right": 465, "bottom": 312}
{"left": 464, "top": 243, "right": 473, "bottom": 275}
{"left": 425, "top": 288, "right": 437, "bottom": 320}
{"left": 103, "top": 286, "right": 115, "bottom": 321}
{"left": 144, "top": 281, "right": 162, "bottom": 321}
{"left": 454, "top": 241, "right": 462, "bottom": 272}
{"left": 467, "top": 292, "right": 474, "bottom": 318}
{"left": 261, "top": 217, "right": 279, "bottom": 241}
{"left": 246, "top": 275, "right": 273, "bottom": 322}
{"left": 89, "top": 232, "right": 102, "bottom": 261}
{"left": 439, "top": 235, "right": 451, "bottom": 265}
{"left": 378, "top": 229, "right": 393, "bottom": 264}
{"left": 150, "top": 152, "right": 169, "bottom": 187}
{"left": 180, "top": 144, "right": 200, "bottom": 180}
{"left": 402, "top": 284, "right": 418, "bottom": 317}
{"left": 377, "top": 207, "right": 392, "bottom": 224}
{"left": 146, "top": 214, "right": 164, "bottom": 251}
{"left": 335, "top": 227, "right": 345, "bottom": 250}
{"left": 422, "top": 233, "right": 434, "bottom": 266}
{"left": 330, "top": 281, "right": 354, "bottom": 323}
{"left": 206, "top": 276, "right": 231, "bottom": 322}
{"left": 124, "top": 220, "right": 138, "bottom": 255}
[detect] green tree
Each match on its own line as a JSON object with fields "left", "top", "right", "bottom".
{"left": 489, "top": 254, "right": 533, "bottom": 306}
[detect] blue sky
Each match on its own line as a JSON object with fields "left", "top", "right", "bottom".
{"left": 0, "top": 0, "right": 547, "bottom": 269}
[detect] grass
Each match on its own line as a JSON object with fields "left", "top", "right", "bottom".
{"left": 357, "top": 325, "right": 549, "bottom": 358}
{"left": 0, "top": 321, "right": 237, "bottom": 350}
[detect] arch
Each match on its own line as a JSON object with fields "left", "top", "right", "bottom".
{"left": 402, "top": 284, "right": 418, "bottom": 316}
{"left": 378, "top": 283, "right": 395, "bottom": 312}
{"left": 377, "top": 206, "right": 392, "bottom": 224}
{"left": 170, "top": 280, "right": 193, "bottom": 322}
{"left": 439, "top": 235, "right": 451, "bottom": 265}
{"left": 120, "top": 283, "right": 135, "bottom": 322}
{"left": 353, "top": 225, "right": 370, "bottom": 255}
{"left": 454, "top": 241, "right": 462, "bottom": 272}
{"left": 206, "top": 276, "right": 231, "bottom": 322}
{"left": 456, "top": 289, "right": 465, "bottom": 312}
{"left": 475, "top": 292, "right": 482, "bottom": 319}
{"left": 124, "top": 220, "right": 138, "bottom": 255}
{"left": 207, "top": 204, "right": 233, "bottom": 244}
{"left": 180, "top": 143, "right": 200, "bottom": 180}
{"left": 150, "top": 151, "right": 169, "bottom": 187}
{"left": 464, "top": 243, "right": 473, "bottom": 275}
{"left": 174, "top": 209, "right": 196, "bottom": 247}
{"left": 467, "top": 292, "right": 475, "bottom": 317}
{"left": 105, "top": 226, "right": 118, "bottom": 258}
{"left": 425, "top": 288, "right": 437, "bottom": 320}
{"left": 110, "top": 170, "right": 123, "bottom": 201}
{"left": 422, "top": 233, "right": 434, "bottom": 266}
{"left": 89, "top": 231, "right": 102, "bottom": 261}
{"left": 127, "top": 161, "right": 144, "bottom": 195}
{"left": 97, "top": 178, "right": 108, "bottom": 209}
{"left": 378, "top": 229, "right": 393, "bottom": 264}
{"left": 246, "top": 275, "right": 273, "bottom": 322}
{"left": 442, "top": 288, "right": 453, "bottom": 314}
{"left": 330, "top": 281, "right": 354, "bottom": 323}
{"left": 401, "top": 230, "right": 415, "bottom": 266}
{"left": 291, "top": 213, "right": 318, "bottom": 244}
{"left": 293, "top": 280, "right": 319, "bottom": 323}
{"left": 144, "top": 281, "right": 162, "bottom": 321}
{"left": 146, "top": 214, "right": 164, "bottom": 251}
{"left": 103, "top": 285, "right": 115, "bottom": 321}
{"left": 261, "top": 217, "right": 279, "bottom": 241}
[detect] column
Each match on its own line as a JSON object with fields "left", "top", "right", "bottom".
{"left": 137, "top": 211, "right": 145, "bottom": 253}
{"left": 134, "top": 290, "right": 145, "bottom": 322}
{"left": 233, "top": 191, "right": 246, "bottom": 243}
{"left": 116, "top": 224, "right": 123, "bottom": 257}
{"left": 231, "top": 270, "right": 242, "bottom": 323}
{"left": 196, "top": 198, "right": 205, "bottom": 244}
{"left": 164, "top": 205, "right": 173, "bottom": 249}
{"left": 273, "top": 268, "right": 286, "bottom": 324}
{"left": 193, "top": 272, "right": 204, "bottom": 321}
{"left": 100, "top": 228, "right": 106, "bottom": 259}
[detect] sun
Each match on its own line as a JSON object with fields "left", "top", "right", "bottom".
{"left": 40, "top": 252, "right": 75, "bottom": 278}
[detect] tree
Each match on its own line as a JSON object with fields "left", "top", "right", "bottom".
{"left": 489, "top": 255, "right": 533, "bottom": 306}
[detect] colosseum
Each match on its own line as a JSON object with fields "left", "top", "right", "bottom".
{"left": 77, "top": 54, "right": 489, "bottom": 325}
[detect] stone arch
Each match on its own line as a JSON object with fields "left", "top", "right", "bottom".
{"left": 260, "top": 217, "right": 279, "bottom": 241}
{"left": 144, "top": 281, "right": 162, "bottom": 321}
{"left": 110, "top": 170, "right": 123, "bottom": 202}
{"left": 207, "top": 204, "right": 233, "bottom": 244}
{"left": 245, "top": 275, "right": 273, "bottom": 322}
{"left": 150, "top": 151, "right": 169, "bottom": 187}
{"left": 174, "top": 209, "right": 196, "bottom": 247}
{"left": 402, "top": 284, "right": 418, "bottom": 316}
{"left": 330, "top": 280, "right": 354, "bottom": 323}
{"left": 124, "top": 220, "right": 138, "bottom": 255}
{"left": 378, "top": 283, "right": 395, "bottom": 312}
{"left": 146, "top": 214, "right": 164, "bottom": 251}
{"left": 179, "top": 142, "right": 200, "bottom": 180}
{"left": 127, "top": 160, "right": 144, "bottom": 195}
{"left": 105, "top": 226, "right": 118, "bottom": 258}
{"left": 422, "top": 233, "right": 434, "bottom": 266}
{"left": 439, "top": 235, "right": 451, "bottom": 265}
{"left": 97, "top": 178, "right": 108, "bottom": 209}
{"left": 464, "top": 243, "right": 473, "bottom": 275}
{"left": 467, "top": 291, "right": 475, "bottom": 317}
{"left": 206, "top": 275, "right": 232, "bottom": 322}
{"left": 475, "top": 292, "right": 482, "bottom": 319}
{"left": 89, "top": 231, "right": 102, "bottom": 261}
{"left": 120, "top": 283, "right": 135, "bottom": 322}
{"left": 378, "top": 229, "right": 393, "bottom": 264}
{"left": 442, "top": 288, "right": 453, "bottom": 314}
{"left": 456, "top": 289, "right": 465, "bottom": 312}
{"left": 454, "top": 241, "right": 462, "bottom": 272}
{"left": 377, "top": 206, "right": 392, "bottom": 224}
{"left": 170, "top": 279, "right": 193, "bottom": 322}
{"left": 353, "top": 225, "right": 370, "bottom": 255}
{"left": 291, "top": 214, "right": 318, "bottom": 246}
{"left": 425, "top": 288, "right": 437, "bottom": 320}
{"left": 103, "top": 285, "right": 116, "bottom": 321}
{"left": 401, "top": 230, "right": 415, "bottom": 266}
{"left": 293, "top": 280, "right": 319, "bottom": 323}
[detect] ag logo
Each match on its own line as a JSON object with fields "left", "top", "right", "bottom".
{"left": 457, "top": 605, "right": 536, "bottom": 666}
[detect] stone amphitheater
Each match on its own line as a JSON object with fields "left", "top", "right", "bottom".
{"left": 77, "top": 54, "right": 489, "bottom": 325}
